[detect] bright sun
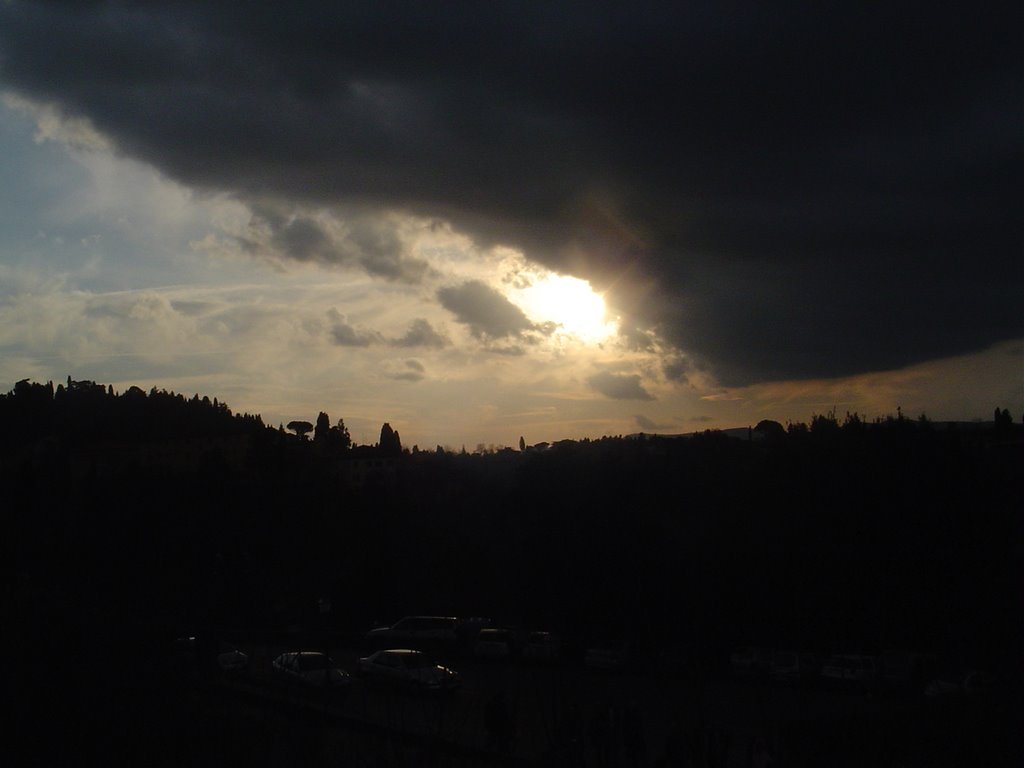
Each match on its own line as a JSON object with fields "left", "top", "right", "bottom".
{"left": 516, "top": 273, "right": 617, "bottom": 342}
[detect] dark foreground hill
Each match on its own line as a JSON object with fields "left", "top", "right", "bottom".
{"left": 8, "top": 379, "right": 1022, "bottom": 763}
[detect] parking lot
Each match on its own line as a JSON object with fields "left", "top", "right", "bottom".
{"left": 182, "top": 637, "right": 1019, "bottom": 767}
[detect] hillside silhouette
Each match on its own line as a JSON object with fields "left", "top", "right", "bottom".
{"left": 9, "top": 378, "right": 1022, "bottom": 765}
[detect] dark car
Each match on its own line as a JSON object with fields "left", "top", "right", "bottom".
{"left": 584, "top": 642, "right": 632, "bottom": 671}
{"left": 357, "top": 649, "right": 462, "bottom": 692}
{"left": 730, "top": 646, "right": 773, "bottom": 678}
{"left": 879, "top": 650, "right": 939, "bottom": 693}
{"left": 364, "top": 616, "right": 459, "bottom": 651}
{"left": 820, "top": 654, "right": 879, "bottom": 690}
{"left": 171, "top": 636, "right": 249, "bottom": 675}
{"left": 522, "top": 631, "right": 562, "bottom": 663}
{"left": 770, "top": 650, "right": 822, "bottom": 685}
{"left": 473, "top": 628, "right": 516, "bottom": 660}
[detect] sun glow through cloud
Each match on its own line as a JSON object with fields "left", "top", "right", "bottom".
{"left": 515, "top": 273, "right": 617, "bottom": 343}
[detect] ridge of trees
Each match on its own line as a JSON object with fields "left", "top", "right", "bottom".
{"left": 4, "top": 377, "right": 1020, "bottom": 459}
{"left": 1, "top": 377, "right": 265, "bottom": 447}
{"left": 8, "top": 377, "right": 1020, "bottom": 687}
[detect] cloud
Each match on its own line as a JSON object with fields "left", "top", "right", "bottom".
{"left": 391, "top": 318, "right": 448, "bottom": 348}
{"left": 700, "top": 392, "right": 744, "bottom": 402}
{"left": 2, "top": 93, "right": 109, "bottom": 151}
{"left": 1, "top": 3, "right": 1019, "bottom": 384}
{"left": 634, "top": 414, "right": 668, "bottom": 431}
{"left": 388, "top": 358, "right": 426, "bottom": 382}
{"left": 437, "top": 280, "right": 536, "bottom": 341}
{"left": 170, "top": 300, "right": 217, "bottom": 317}
{"left": 240, "top": 205, "right": 431, "bottom": 282}
{"left": 326, "top": 309, "right": 381, "bottom": 347}
{"left": 588, "top": 371, "right": 654, "bottom": 401}
{"left": 329, "top": 323, "right": 379, "bottom": 348}
{"left": 662, "top": 355, "right": 691, "bottom": 383}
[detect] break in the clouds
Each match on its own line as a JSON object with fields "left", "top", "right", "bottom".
{"left": 1, "top": 1, "right": 1021, "bottom": 388}
{"left": 588, "top": 371, "right": 654, "bottom": 402}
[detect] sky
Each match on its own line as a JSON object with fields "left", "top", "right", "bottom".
{"left": 1, "top": 1, "right": 1021, "bottom": 449}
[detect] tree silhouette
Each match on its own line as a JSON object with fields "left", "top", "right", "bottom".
{"left": 335, "top": 418, "right": 352, "bottom": 450}
{"left": 314, "top": 411, "right": 331, "bottom": 443}
{"left": 994, "top": 407, "right": 1013, "bottom": 437}
{"left": 753, "top": 420, "right": 785, "bottom": 440}
{"left": 379, "top": 422, "right": 402, "bottom": 455}
{"left": 287, "top": 420, "right": 314, "bottom": 439}
{"left": 313, "top": 412, "right": 352, "bottom": 452}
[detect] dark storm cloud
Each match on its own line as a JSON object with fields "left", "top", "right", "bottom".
{"left": 2, "top": 1, "right": 1020, "bottom": 384}
{"left": 662, "top": 356, "right": 691, "bottom": 384}
{"left": 271, "top": 216, "right": 332, "bottom": 262}
{"left": 437, "top": 280, "right": 537, "bottom": 341}
{"left": 588, "top": 371, "right": 654, "bottom": 401}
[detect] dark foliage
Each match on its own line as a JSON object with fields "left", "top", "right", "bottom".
{"left": 8, "top": 379, "right": 1021, "bottom": 764}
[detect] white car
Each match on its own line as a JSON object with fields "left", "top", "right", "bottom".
{"left": 357, "top": 649, "right": 461, "bottom": 692}
{"left": 272, "top": 651, "right": 352, "bottom": 689}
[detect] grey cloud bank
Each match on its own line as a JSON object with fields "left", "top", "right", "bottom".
{"left": 1, "top": 1, "right": 1020, "bottom": 385}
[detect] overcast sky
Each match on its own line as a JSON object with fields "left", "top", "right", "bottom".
{"left": 1, "top": 1, "right": 1021, "bottom": 447}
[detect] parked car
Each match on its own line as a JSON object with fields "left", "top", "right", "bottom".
{"left": 656, "top": 644, "right": 700, "bottom": 679}
{"left": 217, "top": 644, "right": 250, "bottom": 673}
{"left": 455, "top": 616, "right": 494, "bottom": 647}
{"left": 879, "top": 650, "right": 939, "bottom": 693}
{"left": 522, "top": 631, "right": 562, "bottom": 663}
{"left": 770, "top": 650, "right": 821, "bottom": 685}
{"left": 364, "top": 616, "right": 459, "bottom": 650}
{"left": 820, "top": 654, "right": 878, "bottom": 689}
{"left": 473, "top": 628, "right": 515, "bottom": 660}
{"left": 925, "top": 668, "right": 997, "bottom": 702}
{"left": 584, "top": 642, "right": 631, "bottom": 671}
{"left": 357, "top": 649, "right": 462, "bottom": 692}
{"left": 272, "top": 651, "right": 352, "bottom": 690}
{"left": 172, "top": 636, "right": 249, "bottom": 674}
{"left": 730, "top": 646, "right": 773, "bottom": 678}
